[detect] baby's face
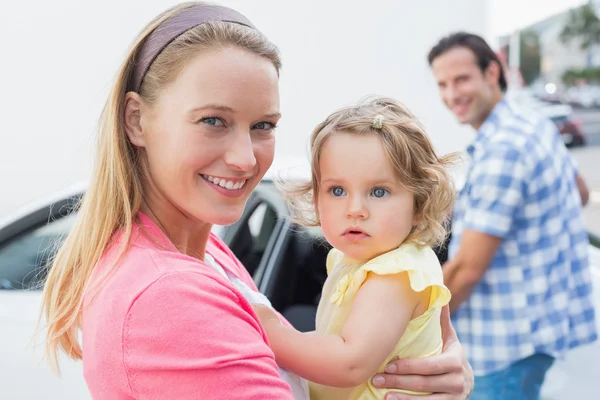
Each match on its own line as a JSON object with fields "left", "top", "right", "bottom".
{"left": 316, "top": 132, "right": 417, "bottom": 262}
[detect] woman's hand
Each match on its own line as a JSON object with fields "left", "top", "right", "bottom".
{"left": 371, "top": 306, "right": 474, "bottom": 399}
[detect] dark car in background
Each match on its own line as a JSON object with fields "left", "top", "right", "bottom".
{"left": 509, "top": 89, "right": 587, "bottom": 148}
{"left": 548, "top": 112, "right": 586, "bottom": 147}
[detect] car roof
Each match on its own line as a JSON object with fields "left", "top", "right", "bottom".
{"left": 262, "top": 156, "right": 311, "bottom": 182}
{"left": 0, "top": 181, "right": 87, "bottom": 230}
{"left": 536, "top": 104, "right": 573, "bottom": 118}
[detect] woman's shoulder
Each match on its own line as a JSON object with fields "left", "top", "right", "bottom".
{"left": 82, "top": 237, "right": 279, "bottom": 400}
{"left": 119, "top": 254, "right": 268, "bottom": 359}
{"left": 83, "top": 217, "right": 262, "bottom": 339}
{"left": 85, "top": 229, "right": 243, "bottom": 320}
{"left": 82, "top": 237, "right": 262, "bottom": 360}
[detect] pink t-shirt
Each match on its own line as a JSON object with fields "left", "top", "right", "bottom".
{"left": 81, "top": 213, "right": 294, "bottom": 399}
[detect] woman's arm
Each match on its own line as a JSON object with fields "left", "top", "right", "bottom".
{"left": 371, "top": 305, "right": 474, "bottom": 400}
{"left": 255, "top": 272, "right": 423, "bottom": 387}
{"left": 123, "top": 272, "right": 294, "bottom": 400}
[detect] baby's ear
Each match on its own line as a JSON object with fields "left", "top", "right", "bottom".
{"left": 412, "top": 210, "right": 421, "bottom": 227}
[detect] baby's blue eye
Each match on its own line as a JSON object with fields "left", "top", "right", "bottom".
{"left": 371, "top": 188, "right": 389, "bottom": 198}
{"left": 330, "top": 187, "right": 346, "bottom": 197}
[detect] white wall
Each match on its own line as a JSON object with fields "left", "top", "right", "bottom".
{"left": 0, "top": 0, "right": 490, "bottom": 218}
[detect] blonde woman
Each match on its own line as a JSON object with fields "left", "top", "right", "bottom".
{"left": 41, "top": 3, "right": 473, "bottom": 399}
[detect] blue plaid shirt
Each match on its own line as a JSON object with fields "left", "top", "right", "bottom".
{"left": 449, "top": 98, "right": 597, "bottom": 376}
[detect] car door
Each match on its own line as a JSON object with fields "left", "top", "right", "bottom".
{"left": 0, "top": 183, "right": 291, "bottom": 400}
{"left": 220, "top": 180, "right": 292, "bottom": 293}
{"left": 0, "top": 197, "right": 90, "bottom": 400}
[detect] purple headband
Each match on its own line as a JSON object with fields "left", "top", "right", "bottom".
{"left": 129, "top": 4, "right": 255, "bottom": 92}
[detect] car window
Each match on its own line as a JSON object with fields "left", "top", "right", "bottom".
{"left": 250, "top": 203, "right": 278, "bottom": 247}
{"left": 550, "top": 116, "right": 568, "bottom": 124}
{"left": 0, "top": 214, "right": 77, "bottom": 290}
{"left": 591, "top": 233, "right": 600, "bottom": 249}
{"left": 229, "top": 201, "right": 279, "bottom": 277}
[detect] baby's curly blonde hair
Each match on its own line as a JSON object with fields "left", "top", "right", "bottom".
{"left": 280, "top": 96, "right": 460, "bottom": 247}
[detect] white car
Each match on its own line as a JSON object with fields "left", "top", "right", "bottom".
{"left": 506, "top": 89, "right": 586, "bottom": 147}
{"left": 1, "top": 166, "right": 599, "bottom": 399}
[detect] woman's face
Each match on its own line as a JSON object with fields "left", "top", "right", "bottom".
{"left": 129, "top": 47, "right": 280, "bottom": 227}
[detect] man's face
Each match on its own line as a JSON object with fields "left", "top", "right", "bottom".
{"left": 431, "top": 46, "right": 499, "bottom": 129}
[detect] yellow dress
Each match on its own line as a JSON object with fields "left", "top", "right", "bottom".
{"left": 309, "top": 242, "right": 451, "bottom": 400}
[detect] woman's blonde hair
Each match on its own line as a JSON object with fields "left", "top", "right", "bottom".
{"left": 40, "top": 1, "right": 281, "bottom": 372}
{"left": 281, "top": 96, "right": 458, "bottom": 247}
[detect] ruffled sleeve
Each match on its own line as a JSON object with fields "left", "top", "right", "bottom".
{"left": 349, "top": 244, "right": 451, "bottom": 312}
{"left": 325, "top": 247, "right": 344, "bottom": 275}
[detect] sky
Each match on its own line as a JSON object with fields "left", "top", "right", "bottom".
{"left": 491, "top": 0, "right": 587, "bottom": 37}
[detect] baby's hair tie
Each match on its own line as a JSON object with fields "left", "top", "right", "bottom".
{"left": 372, "top": 114, "right": 384, "bottom": 129}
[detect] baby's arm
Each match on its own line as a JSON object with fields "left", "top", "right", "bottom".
{"left": 254, "top": 272, "right": 425, "bottom": 387}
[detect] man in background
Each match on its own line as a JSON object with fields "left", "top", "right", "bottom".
{"left": 427, "top": 32, "right": 597, "bottom": 399}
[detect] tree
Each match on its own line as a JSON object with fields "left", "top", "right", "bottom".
{"left": 503, "top": 30, "right": 541, "bottom": 86}
{"left": 560, "top": 4, "right": 600, "bottom": 50}
{"left": 520, "top": 30, "right": 542, "bottom": 85}
{"left": 562, "top": 66, "right": 600, "bottom": 85}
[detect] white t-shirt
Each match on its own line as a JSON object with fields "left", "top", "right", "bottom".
{"left": 205, "top": 254, "right": 310, "bottom": 400}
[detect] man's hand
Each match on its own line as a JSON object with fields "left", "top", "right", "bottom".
{"left": 443, "top": 229, "right": 502, "bottom": 313}
{"left": 576, "top": 173, "right": 589, "bottom": 207}
{"left": 371, "top": 306, "right": 473, "bottom": 399}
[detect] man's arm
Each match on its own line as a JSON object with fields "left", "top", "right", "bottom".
{"left": 441, "top": 143, "right": 528, "bottom": 313}
{"left": 576, "top": 173, "right": 590, "bottom": 207}
{"left": 548, "top": 118, "right": 588, "bottom": 207}
{"left": 442, "top": 230, "right": 502, "bottom": 312}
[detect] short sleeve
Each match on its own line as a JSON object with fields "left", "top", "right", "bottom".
{"left": 355, "top": 247, "right": 451, "bottom": 311}
{"left": 123, "top": 272, "right": 294, "bottom": 400}
{"left": 326, "top": 248, "right": 344, "bottom": 275}
{"left": 463, "top": 144, "right": 529, "bottom": 238}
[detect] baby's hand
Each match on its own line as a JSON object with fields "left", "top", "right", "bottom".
{"left": 251, "top": 303, "right": 280, "bottom": 326}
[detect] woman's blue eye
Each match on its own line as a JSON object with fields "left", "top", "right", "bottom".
{"left": 371, "top": 188, "right": 389, "bottom": 198}
{"left": 254, "top": 121, "right": 276, "bottom": 130}
{"left": 201, "top": 117, "right": 224, "bottom": 127}
{"left": 330, "top": 187, "right": 346, "bottom": 197}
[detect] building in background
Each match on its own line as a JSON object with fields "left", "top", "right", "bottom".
{"left": 498, "top": 2, "right": 600, "bottom": 90}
